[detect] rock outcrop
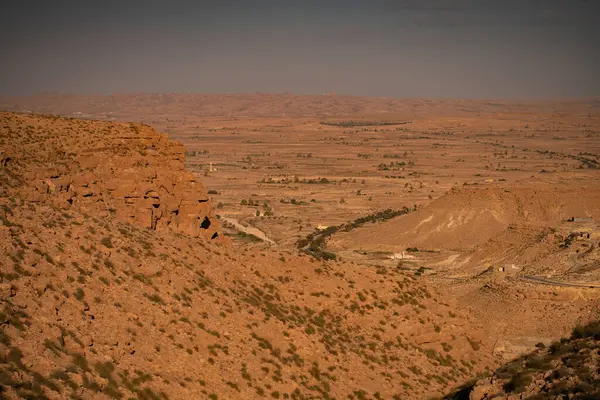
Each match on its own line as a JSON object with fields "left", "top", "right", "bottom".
{"left": 0, "top": 112, "right": 220, "bottom": 240}
{"left": 445, "top": 321, "right": 600, "bottom": 400}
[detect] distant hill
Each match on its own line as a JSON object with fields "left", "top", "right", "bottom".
{"left": 330, "top": 184, "right": 600, "bottom": 260}
{"left": 1, "top": 93, "right": 599, "bottom": 120}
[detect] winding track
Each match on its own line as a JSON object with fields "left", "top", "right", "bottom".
{"left": 520, "top": 275, "right": 600, "bottom": 288}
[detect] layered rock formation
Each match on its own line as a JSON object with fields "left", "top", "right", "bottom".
{"left": 0, "top": 112, "right": 220, "bottom": 240}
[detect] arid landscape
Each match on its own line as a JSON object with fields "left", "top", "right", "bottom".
{"left": 1, "top": 94, "right": 600, "bottom": 399}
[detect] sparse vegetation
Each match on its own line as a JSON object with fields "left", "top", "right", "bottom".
{"left": 296, "top": 207, "right": 412, "bottom": 259}
{"left": 320, "top": 120, "right": 410, "bottom": 127}
{"left": 2, "top": 100, "right": 599, "bottom": 400}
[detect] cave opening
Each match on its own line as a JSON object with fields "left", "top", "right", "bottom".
{"left": 200, "top": 216, "right": 211, "bottom": 229}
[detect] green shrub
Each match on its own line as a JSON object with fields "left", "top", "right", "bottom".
{"left": 571, "top": 321, "right": 600, "bottom": 339}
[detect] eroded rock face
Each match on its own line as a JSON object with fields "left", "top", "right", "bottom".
{"left": 0, "top": 112, "right": 221, "bottom": 240}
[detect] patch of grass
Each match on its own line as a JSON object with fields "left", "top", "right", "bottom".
{"left": 73, "top": 288, "right": 85, "bottom": 301}
{"left": 101, "top": 237, "right": 114, "bottom": 248}
{"left": 571, "top": 321, "right": 600, "bottom": 339}
{"left": 144, "top": 293, "right": 165, "bottom": 305}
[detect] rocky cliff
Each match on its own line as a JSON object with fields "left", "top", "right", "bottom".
{"left": 0, "top": 112, "right": 220, "bottom": 240}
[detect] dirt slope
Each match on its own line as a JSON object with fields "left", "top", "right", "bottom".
{"left": 0, "top": 113, "right": 498, "bottom": 400}
{"left": 331, "top": 185, "right": 600, "bottom": 253}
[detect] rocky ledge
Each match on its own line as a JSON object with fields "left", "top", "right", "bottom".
{"left": 0, "top": 112, "right": 220, "bottom": 240}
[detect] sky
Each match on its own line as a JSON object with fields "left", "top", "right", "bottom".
{"left": 1, "top": 0, "right": 599, "bottom": 98}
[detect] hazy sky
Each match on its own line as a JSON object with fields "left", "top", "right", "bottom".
{"left": 1, "top": 0, "right": 599, "bottom": 98}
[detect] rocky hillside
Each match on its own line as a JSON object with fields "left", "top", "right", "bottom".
{"left": 0, "top": 112, "right": 498, "bottom": 399}
{"left": 0, "top": 112, "right": 220, "bottom": 240}
{"left": 451, "top": 321, "right": 600, "bottom": 399}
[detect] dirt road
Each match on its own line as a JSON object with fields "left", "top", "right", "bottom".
{"left": 220, "top": 216, "right": 276, "bottom": 245}
{"left": 520, "top": 275, "right": 600, "bottom": 288}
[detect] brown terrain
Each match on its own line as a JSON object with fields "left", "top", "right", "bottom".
{"left": 460, "top": 322, "right": 600, "bottom": 400}
{"left": 1, "top": 93, "right": 600, "bottom": 399}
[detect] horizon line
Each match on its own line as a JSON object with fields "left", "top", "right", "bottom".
{"left": 2, "top": 91, "right": 600, "bottom": 103}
